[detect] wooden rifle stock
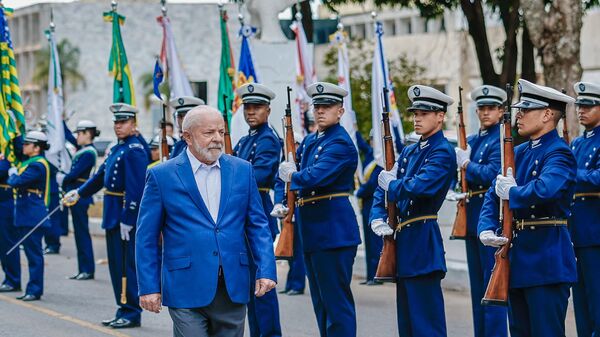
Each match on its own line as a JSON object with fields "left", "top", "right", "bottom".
{"left": 160, "top": 103, "right": 170, "bottom": 161}
{"left": 482, "top": 84, "right": 515, "bottom": 306}
{"left": 222, "top": 95, "right": 233, "bottom": 155}
{"left": 374, "top": 87, "right": 398, "bottom": 283}
{"left": 450, "top": 86, "right": 468, "bottom": 240}
{"left": 275, "top": 87, "right": 296, "bottom": 260}
{"left": 561, "top": 89, "right": 570, "bottom": 144}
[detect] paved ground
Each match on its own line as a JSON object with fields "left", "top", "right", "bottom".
{"left": 0, "top": 230, "right": 578, "bottom": 337}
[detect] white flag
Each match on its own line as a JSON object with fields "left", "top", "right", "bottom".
{"left": 45, "top": 28, "right": 71, "bottom": 173}
{"left": 291, "top": 19, "right": 316, "bottom": 137}
{"left": 372, "top": 21, "right": 404, "bottom": 168}
{"left": 158, "top": 16, "right": 193, "bottom": 98}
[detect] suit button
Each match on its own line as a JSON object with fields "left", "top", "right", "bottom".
{"left": 213, "top": 251, "right": 218, "bottom": 256}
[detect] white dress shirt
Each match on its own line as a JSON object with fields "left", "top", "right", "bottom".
{"left": 186, "top": 149, "right": 221, "bottom": 223}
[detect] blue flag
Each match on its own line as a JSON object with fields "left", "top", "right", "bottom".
{"left": 153, "top": 59, "right": 164, "bottom": 100}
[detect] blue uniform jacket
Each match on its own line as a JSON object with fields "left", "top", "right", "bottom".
{"left": 569, "top": 125, "right": 600, "bottom": 247}
{"left": 478, "top": 129, "right": 577, "bottom": 288}
{"left": 233, "top": 123, "right": 282, "bottom": 238}
{"left": 371, "top": 129, "right": 455, "bottom": 278}
{"left": 0, "top": 158, "right": 14, "bottom": 212}
{"left": 78, "top": 135, "right": 148, "bottom": 230}
{"left": 290, "top": 123, "right": 360, "bottom": 252}
{"left": 136, "top": 153, "right": 277, "bottom": 308}
{"left": 8, "top": 156, "right": 51, "bottom": 228}
{"left": 464, "top": 124, "right": 501, "bottom": 236}
{"left": 170, "top": 139, "right": 187, "bottom": 158}
{"left": 63, "top": 144, "right": 97, "bottom": 206}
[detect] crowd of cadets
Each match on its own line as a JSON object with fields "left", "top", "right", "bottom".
{"left": 0, "top": 78, "right": 599, "bottom": 337}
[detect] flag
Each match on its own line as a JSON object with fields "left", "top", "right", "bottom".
{"left": 152, "top": 59, "right": 164, "bottom": 100}
{"left": 230, "top": 23, "right": 259, "bottom": 146}
{"left": 103, "top": 9, "right": 135, "bottom": 105}
{"left": 371, "top": 21, "right": 404, "bottom": 168}
{"left": 45, "top": 26, "right": 71, "bottom": 172}
{"left": 218, "top": 7, "right": 235, "bottom": 122}
{"left": 0, "top": 6, "right": 25, "bottom": 164}
{"left": 157, "top": 15, "right": 193, "bottom": 98}
{"left": 290, "top": 19, "right": 316, "bottom": 137}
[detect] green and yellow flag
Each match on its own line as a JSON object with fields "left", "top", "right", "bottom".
{"left": 103, "top": 9, "right": 135, "bottom": 105}
{"left": 0, "top": 6, "right": 25, "bottom": 164}
{"left": 217, "top": 6, "right": 234, "bottom": 123}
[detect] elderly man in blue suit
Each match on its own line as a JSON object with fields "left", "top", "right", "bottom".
{"left": 136, "top": 105, "right": 277, "bottom": 337}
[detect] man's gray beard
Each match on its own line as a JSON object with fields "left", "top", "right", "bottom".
{"left": 193, "top": 142, "right": 223, "bottom": 163}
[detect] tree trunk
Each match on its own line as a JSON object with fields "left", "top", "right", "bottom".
{"left": 521, "top": 21, "right": 537, "bottom": 83}
{"left": 521, "top": 0, "right": 583, "bottom": 139}
{"left": 498, "top": 0, "right": 520, "bottom": 87}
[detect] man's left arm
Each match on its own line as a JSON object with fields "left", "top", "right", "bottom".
{"left": 122, "top": 147, "right": 149, "bottom": 226}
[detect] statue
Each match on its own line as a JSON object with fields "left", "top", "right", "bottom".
{"left": 245, "top": 0, "right": 296, "bottom": 42}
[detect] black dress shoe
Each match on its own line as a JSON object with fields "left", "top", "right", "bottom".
{"left": 101, "top": 318, "right": 117, "bottom": 326}
{"left": 286, "top": 289, "right": 304, "bottom": 296}
{"left": 278, "top": 289, "right": 290, "bottom": 294}
{"left": 0, "top": 284, "right": 21, "bottom": 292}
{"left": 69, "top": 272, "right": 94, "bottom": 280}
{"left": 109, "top": 318, "right": 140, "bottom": 329}
{"left": 365, "top": 280, "right": 383, "bottom": 286}
{"left": 17, "top": 294, "right": 40, "bottom": 301}
{"left": 359, "top": 280, "right": 368, "bottom": 285}
{"left": 43, "top": 247, "right": 59, "bottom": 255}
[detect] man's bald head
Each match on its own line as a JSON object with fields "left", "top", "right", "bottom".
{"left": 182, "top": 105, "right": 225, "bottom": 164}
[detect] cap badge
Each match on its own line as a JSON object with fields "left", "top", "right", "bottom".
{"left": 316, "top": 84, "right": 324, "bottom": 93}
{"left": 413, "top": 87, "right": 421, "bottom": 97}
{"left": 579, "top": 83, "right": 586, "bottom": 92}
{"left": 482, "top": 87, "right": 489, "bottom": 95}
{"left": 178, "top": 98, "right": 184, "bottom": 105}
{"left": 248, "top": 84, "right": 254, "bottom": 93}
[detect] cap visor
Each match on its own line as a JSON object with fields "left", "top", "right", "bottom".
{"left": 476, "top": 99, "right": 503, "bottom": 107}
{"left": 112, "top": 116, "right": 135, "bottom": 122}
{"left": 243, "top": 99, "right": 270, "bottom": 105}
{"left": 511, "top": 100, "right": 546, "bottom": 109}
{"left": 313, "top": 98, "right": 342, "bottom": 105}
{"left": 575, "top": 98, "right": 600, "bottom": 106}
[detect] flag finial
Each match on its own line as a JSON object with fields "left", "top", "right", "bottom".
{"left": 111, "top": 0, "right": 117, "bottom": 12}
{"left": 371, "top": 11, "right": 377, "bottom": 20}
{"left": 49, "top": 8, "right": 55, "bottom": 32}
{"left": 161, "top": 0, "right": 167, "bottom": 17}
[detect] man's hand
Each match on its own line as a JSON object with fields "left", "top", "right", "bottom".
{"left": 455, "top": 145, "right": 471, "bottom": 168}
{"left": 120, "top": 223, "right": 133, "bottom": 241}
{"left": 140, "top": 293, "right": 162, "bottom": 313}
{"left": 270, "top": 203, "right": 289, "bottom": 218}
{"left": 255, "top": 278, "right": 276, "bottom": 297}
{"left": 8, "top": 167, "right": 18, "bottom": 177}
{"left": 479, "top": 230, "right": 509, "bottom": 248}
{"left": 62, "top": 190, "right": 80, "bottom": 206}
{"left": 278, "top": 152, "right": 297, "bottom": 183}
{"left": 371, "top": 218, "right": 394, "bottom": 237}
{"left": 445, "top": 189, "right": 467, "bottom": 202}
{"left": 377, "top": 163, "right": 398, "bottom": 192}
{"left": 56, "top": 172, "right": 65, "bottom": 186}
{"left": 495, "top": 167, "right": 516, "bottom": 200}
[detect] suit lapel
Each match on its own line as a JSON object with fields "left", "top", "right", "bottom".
{"left": 175, "top": 153, "right": 215, "bottom": 225}
{"left": 216, "top": 155, "right": 233, "bottom": 224}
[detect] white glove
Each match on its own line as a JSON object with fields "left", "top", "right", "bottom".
{"left": 479, "top": 230, "right": 509, "bottom": 248}
{"left": 56, "top": 172, "right": 65, "bottom": 186}
{"left": 371, "top": 218, "right": 394, "bottom": 237}
{"left": 377, "top": 163, "right": 398, "bottom": 191}
{"left": 120, "top": 223, "right": 133, "bottom": 241}
{"left": 62, "top": 189, "right": 80, "bottom": 206}
{"left": 270, "top": 203, "right": 289, "bottom": 218}
{"left": 455, "top": 145, "right": 471, "bottom": 168}
{"left": 445, "top": 189, "right": 467, "bottom": 201}
{"left": 278, "top": 152, "right": 297, "bottom": 183}
{"left": 495, "top": 167, "right": 516, "bottom": 200}
{"left": 8, "top": 167, "right": 18, "bottom": 176}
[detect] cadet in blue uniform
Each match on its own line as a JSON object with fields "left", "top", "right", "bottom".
{"left": 279, "top": 81, "right": 360, "bottom": 337}
{"left": 169, "top": 96, "right": 205, "bottom": 158}
{"left": 354, "top": 131, "right": 383, "bottom": 286}
{"left": 42, "top": 159, "right": 61, "bottom": 255}
{"left": 447, "top": 85, "right": 508, "bottom": 337}
{"left": 7, "top": 131, "right": 52, "bottom": 301}
{"left": 57, "top": 120, "right": 100, "bottom": 280}
{"left": 371, "top": 85, "right": 455, "bottom": 337}
{"left": 232, "top": 83, "right": 282, "bottom": 337}
{"left": 0, "top": 153, "right": 20, "bottom": 293}
{"left": 63, "top": 103, "right": 148, "bottom": 329}
{"left": 478, "top": 79, "right": 577, "bottom": 336}
{"left": 569, "top": 81, "right": 600, "bottom": 337}
{"left": 147, "top": 134, "right": 174, "bottom": 169}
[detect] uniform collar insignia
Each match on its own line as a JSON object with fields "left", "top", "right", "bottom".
{"left": 586, "top": 130, "right": 595, "bottom": 138}
{"left": 531, "top": 139, "right": 541, "bottom": 149}
{"left": 249, "top": 129, "right": 258, "bottom": 136}
{"left": 317, "top": 131, "right": 325, "bottom": 138}
{"left": 419, "top": 139, "right": 429, "bottom": 150}
{"left": 479, "top": 129, "right": 488, "bottom": 137}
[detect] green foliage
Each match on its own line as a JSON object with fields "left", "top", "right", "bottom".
{"left": 322, "top": 38, "right": 425, "bottom": 139}
{"left": 33, "top": 38, "right": 86, "bottom": 92}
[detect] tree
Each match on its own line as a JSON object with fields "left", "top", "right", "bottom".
{"left": 33, "top": 38, "right": 86, "bottom": 95}
{"left": 322, "top": 38, "right": 426, "bottom": 138}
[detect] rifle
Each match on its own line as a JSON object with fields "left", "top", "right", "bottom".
{"left": 160, "top": 103, "right": 170, "bottom": 161}
{"left": 481, "top": 84, "right": 515, "bottom": 306}
{"left": 222, "top": 95, "right": 233, "bottom": 155}
{"left": 450, "top": 86, "right": 467, "bottom": 240}
{"left": 275, "top": 86, "right": 296, "bottom": 260}
{"left": 561, "top": 89, "right": 570, "bottom": 144}
{"left": 374, "top": 87, "right": 398, "bottom": 283}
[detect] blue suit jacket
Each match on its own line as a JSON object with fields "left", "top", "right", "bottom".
{"left": 569, "top": 125, "right": 600, "bottom": 247}
{"left": 136, "top": 153, "right": 277, "bottom": 308}
{"left": 478, "top": 129, "right": 577, "bottom": 288}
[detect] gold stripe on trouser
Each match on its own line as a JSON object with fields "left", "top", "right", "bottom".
{"left": 258, "top": 188, "right": 271, "bottom": 193}
{"left": 0, "top": 184, "right": 11, "bottom": 189}
{"left": 104, "top": 190, "right": 125, "bottom": 197}
{"left": 573, "top": 192, "right": 600, "bottom": 199}
{"left": 396, "top": 215, "right": 438, "bottom": 231}
{"left": 513, "top": 219, "right": 568, "bottom": 230}
{"left": 296, "top": 193, "right": 352, "bottom": 207}
{"left": 468, "top": 189, "right": 488, "bottom": 197}
{"left": 26, "top": 189, "right": 43, "bottom": 195}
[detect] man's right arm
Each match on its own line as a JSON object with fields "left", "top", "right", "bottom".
{"left": 136, "top": 169, "right": 164, "bottom": 296}
{"left": 78, "top": 162, "right": 106, "bottom": 198}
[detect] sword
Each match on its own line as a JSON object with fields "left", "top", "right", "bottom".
{"left": 6, "top": 204, "right": 62, "bottom": 255}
